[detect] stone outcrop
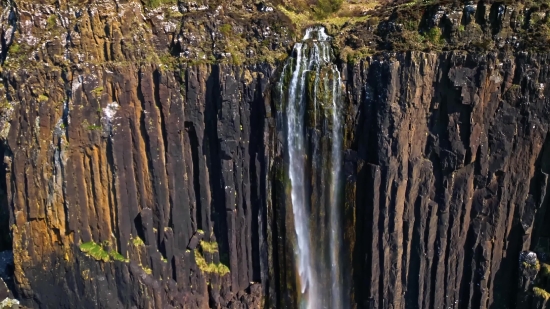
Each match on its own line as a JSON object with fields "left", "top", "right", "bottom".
{"left": 0, "top": 0, "right": 549, "bottom": 309}
{"left": 342, "top": 51, "right": 550, "bottom": 309}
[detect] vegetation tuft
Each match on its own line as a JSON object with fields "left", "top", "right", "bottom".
{"left": 91, "top": 86, "right": 104, "bottom": 97}
{"left": 194, "top": 250, "right": 230, "bottom": 276}
{"left": 38, "top": 94, "right": 49, "bottom": 102}
{"left": 131, "top": 236, "right": 145, "bottom": 247}
{"left": 220, "top": 24, "right": 232, "bottom": 36}
{"left": 47, "top": 15, "right": 57, "bottom": 30}
{"left": 533, "top": 287, "right": 550, "bottom": 300}
{"left": 8, "top": 43, "right": 20, "bottom": 54}
{"left": 143, "top": 0, "right": 176, "bottom": 9}
{"left": 200, "top": 240, "right": 219, "bottom": 253}
{"left": 314, "top": 0, "right": 344, "bottom": 19}
{"left": 79, "top": 241, "right": 128, "bottom": 263}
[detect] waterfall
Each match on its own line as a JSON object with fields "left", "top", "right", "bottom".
{"left": 278, "top": 27, "right": 344, "bottom": 309}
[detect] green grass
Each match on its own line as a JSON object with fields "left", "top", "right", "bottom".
{"left": 131, "top": 236, "right": 145, "bottom": 247}
{"left": 339, "top": 46, "right": 372, "bottom": 64}
{"left": 38, "top": 94, "right": 49, "bottom": 102}
{"left": 79, "top": 241, "right": 110, "bottom": 262}
{"left": 79, "top": 241, "right": 99, "bottom": 252}
{"left": 109, "top": 251, "right": 129, "bottom": 262}
{"left": 220, "top": 24, "right": 232, "bottom": 36}
{"left": 425, "top": 27, "right": 443, "bottom": 45}
{"left": 0, "top": 99, "right": 10, "bottom": 110}
{"left": 314, "top": 0, "right": 343, "bottom": 19}
{"left": 403, "top": 20, "right": 418, "bottom": 31}
{"left": 523, "top": 260, "right": 541, "bottom": 271}
{"left": 91, "top": 86, "right": 104, "bottom": 97}
{"left": 80, "top": 241, "right": 128, "bottom": 263}
{"left": 142, "top": 266, "right": 152, "bottom": 275}
{"left": 278, "top": 6, "right": 309, "bottom": 28}
{"left": 534, "top": 287, "right": 550, "bottom": 300}
{"left": 143, "top": 0, "right": 176, "bottom": 9}
{"left": 194, "top": 250, "right": 230, "bottom": 276}
{"left": 277, "top": 4, "right": 370, "bottom": 37}
{"left": 200, "top": 240, "right": 219, "bottom": 253}
{"left": 8, "top": 43, "right": 20, "bottom": 54}
{"left": 165, "top": 8, "right": 183, "bottom": 18}
{"left": 47, "top": 15, "right": 57, "bottom": 30}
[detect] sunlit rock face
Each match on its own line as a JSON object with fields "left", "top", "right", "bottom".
{"left": 0, "top": 1, "right": 550, "bottom": 309}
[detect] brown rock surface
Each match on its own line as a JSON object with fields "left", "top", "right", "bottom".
{"left": 341, "top": 51, "right": 550, "bottom": 309}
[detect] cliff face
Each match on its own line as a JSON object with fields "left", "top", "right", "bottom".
{"left": 3, "top": 61, "right": 274, "bottom": 308}
{"left": 0, "top": 1, "right": 283, "bottom": 307}
{"left": 0, "top": 0, "right": 550, "bottom": 309}
{"left": 343, "top": 51, "right": 550, "bottom": 309}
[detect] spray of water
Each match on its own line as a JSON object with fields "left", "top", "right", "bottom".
{"left": 278, "top": 26, "right": 344, "bottom": 309}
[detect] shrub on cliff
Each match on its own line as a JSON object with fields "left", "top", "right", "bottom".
{"left": 314, "top": 0, "right": 343, "bottom": 18}
{"left": 79, "top": 241, "right": 128, "bottom": 263}
{"left": 194, "top": 250, "right": 230, "bottom": 276}
{"left": 143, "top": 0, "right": 176, "bottom": 9}
{"left": 533, "top": 287, "right": 550, "bottom": 300}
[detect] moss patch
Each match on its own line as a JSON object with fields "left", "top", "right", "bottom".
{"left": 143, "top": 0, "right": 176, "bottom": 9}
{"left": 142, "top": 266, "right": 152, "bottom": 275}
{"left": 109, "top": 251, "right": 129, "bottom": 262}
{"left": 280, "top": 0, "right": 376, "bottom": 23}
{"left": 523, "top": 260, "right": 541, "bottom": 271}
{"left": 38, "top": 94, "right": 49, "bottom": 102}
{"left": 79, "top": 241, "right": 128, "bottom": 263}
{"left": 47, "top": 15, "right": 57, "bottom": 30}
{"left": 534, "top": 287, "right": 550, "bottom": 300}
{"left": 8, "top": 43, "right": 20, "bottom": 54}
{"left": 339, "top": 46, "right": 372, "bottom": 64}
{"left": 200, "top": 240, "right": 219, "bottom": 253}
{"left": 220, "top": 24, "right": 232, "bottom": 36}
{"left": 80, "top": 241, "right": 109, "bottom": 262}
{"left": 91, "top": 86, "right": 104, "bottom": 97}
{"left": 194, "top": 250, "right": 230, "bottom": 276}
{"left": 131, "top": 236, "right": 145, "bottom": 247}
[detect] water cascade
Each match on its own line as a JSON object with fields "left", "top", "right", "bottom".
{"left": 277, "top": 27, "right": 344, "bottom": 309}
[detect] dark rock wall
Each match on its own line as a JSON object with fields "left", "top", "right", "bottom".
{"left": 2, "top": 61, "right": 275, "bottom": 308}
{"left": 343, "top": 51, "right": 550, "bottom": 309}
{"left": 1, "top": 0, "right": 550, "bottom": 309}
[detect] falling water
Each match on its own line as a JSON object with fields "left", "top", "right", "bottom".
{"left": 278, "top": 27, "right": 344, "bottom": 309}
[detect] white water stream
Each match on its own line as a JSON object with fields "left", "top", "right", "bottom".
{"left": 280, "top": 27, "right": 344, "bottom": 309}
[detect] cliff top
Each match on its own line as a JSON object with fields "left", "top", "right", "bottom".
{"left": 1, "top": 0, "right": 550, "bottom": 70}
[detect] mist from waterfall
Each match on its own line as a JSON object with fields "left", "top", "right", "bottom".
{"left": 278, "top": 26, "right": 344, "bottom": 309}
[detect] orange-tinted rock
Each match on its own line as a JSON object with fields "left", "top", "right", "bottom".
{"left": 0, "top": 0, "right": 550, "bottom": 308}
